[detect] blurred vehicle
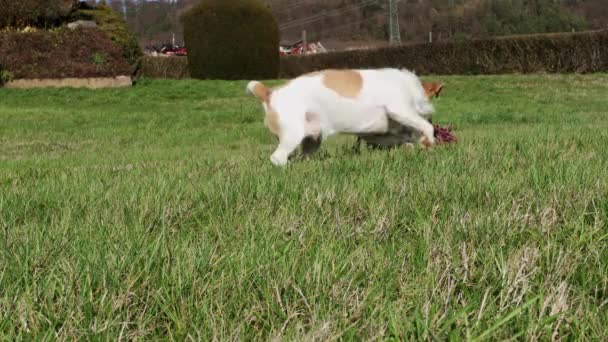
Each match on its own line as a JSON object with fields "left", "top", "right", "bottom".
{"left": 145, "top": 44, "right": 187, "bottom": 57}
{"left": 279, "top": 40, "right": 327, "bottom": 55}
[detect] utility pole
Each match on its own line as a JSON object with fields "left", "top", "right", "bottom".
{"left": 121, "top": 0, "right": 127, "bottom": 20}
{"left": 388, "top": 0, "right": 401, "bottom": 45}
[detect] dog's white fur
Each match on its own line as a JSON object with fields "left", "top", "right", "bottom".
{"left": 247, "top": 68, "right": 436, "bottom": 166}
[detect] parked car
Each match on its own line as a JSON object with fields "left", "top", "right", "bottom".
{"left": 144, "top": 44, "right": 188, "bottom": 57}
{"left": 159, "top": 44, "right": 187, "bottom": 56}
{"left": 279, "top": 40, "right": 327, "bottom": 55}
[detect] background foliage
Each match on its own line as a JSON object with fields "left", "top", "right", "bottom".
{"left": 0, "top": 0, "right": 78, "bottom": 28}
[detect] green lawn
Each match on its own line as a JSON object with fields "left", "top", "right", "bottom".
{"left": 1, "top": 74, "right": 607, "bottom": 340}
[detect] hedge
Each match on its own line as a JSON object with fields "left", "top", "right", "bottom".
{"left": 279, "top": 30, "right": 608, "bottom": 77}
{"left": 0, "top": 28, "right": 132, "bottom": 80}
{"left": 138, "top": 30, "right": 608, "bottom": 79}
{"left": 138, "top": 56, "right": 190, "bottom": 79}
{"left": 0, "top": 64, "right": 9, "bottom": 86}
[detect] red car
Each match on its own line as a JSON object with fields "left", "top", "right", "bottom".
{"left": 158, "top": 44, "right": 187, "bottom": 56}
{"left": 279, "top": 40, "right": 313, "bottom": 55}
{"left": 279, "top": 40, "right": 326, "bottom": 55}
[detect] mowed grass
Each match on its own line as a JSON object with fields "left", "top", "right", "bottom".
{"left": 1, "top": 74, "right": 607, "bottom": 340}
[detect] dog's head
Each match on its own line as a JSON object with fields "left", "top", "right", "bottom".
{"left": 422, "top": 81, "right": 444, "bottom": 100}
{"left": 421, "top": 81, "right": 444, "bottom": 126}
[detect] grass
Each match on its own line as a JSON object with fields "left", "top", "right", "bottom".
{"left": 1, "top": 74, "right": 607, "bottom": 340}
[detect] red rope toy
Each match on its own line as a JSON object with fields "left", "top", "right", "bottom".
{"left": 433, "top": 124, "right": 458, "bottom": 144}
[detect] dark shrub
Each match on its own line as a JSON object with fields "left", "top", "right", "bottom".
{"left": 0, "top": 64, "right": 10, "bottom": 86}
{"left": 78, "top": 4, "right": 143, "bottom": 70}
{"left": 280, "top": 30, "right": 608, "bottom": 77}
{"left": 0, "top": 28, "right": 132, "bottom": 79}
{"left": 180, "top": 0, "right": 280, "bottom": 80}
{"left": 0, "top": 0, "right": 77, "bottom": 28}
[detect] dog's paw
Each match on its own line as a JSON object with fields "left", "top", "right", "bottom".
{"left": 270, "top": 154, "right": 288, "bottom": 166}
{"left": 420, "top": 136, "right": 435, "bottom": 149}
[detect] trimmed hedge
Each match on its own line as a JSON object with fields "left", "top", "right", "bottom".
{"left": 0, "top": 28, "right": 132, "bottom": 79}
{"left": 138, "top": 30, "right": 608, "bottom": 79}
{"left": 0, "top": 64, "right": 9, "bottom": 86}
{"left": 280, "top": 30, "right": 608, "bottom": 77}
{"left": 180, "top": 0, "right": 280, "bottom": 80}
{"left": 139, "top": 56, "right": 190, "bottom": 79}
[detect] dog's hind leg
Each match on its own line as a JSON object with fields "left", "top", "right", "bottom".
{"left": 270, "top": 117, "right": 307, "bottom": 166}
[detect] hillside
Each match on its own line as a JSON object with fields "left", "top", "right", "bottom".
{"left": 94, "top": 0, "right": 607, "bottom": 48}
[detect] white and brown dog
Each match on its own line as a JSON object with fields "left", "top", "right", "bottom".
{"left": 247, "top": 68, "right": 443, "bottom": 166}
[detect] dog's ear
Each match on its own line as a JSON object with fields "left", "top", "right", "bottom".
{"left": 247, "top": 81, "right": 271, "bottom": 102}
{"left": 432, "top": 82, "right": 444, "bottom": 98}
{"left": 423, "top": 81, "right": 444, "bottom": 99}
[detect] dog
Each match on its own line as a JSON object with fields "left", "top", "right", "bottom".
{"left": 247, "top": 68, "right": 439, "bottom": 166}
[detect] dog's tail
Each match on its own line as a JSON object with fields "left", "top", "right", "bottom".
{"left": 246, "top": 81, "right": 271, "bottom": 103}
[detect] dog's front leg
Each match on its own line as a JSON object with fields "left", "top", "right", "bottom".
{"left": 385, "top": 103, "right": 435, "bottom": 147}
{"left": 270, "top": 140, "right": 300, "bottom": 166}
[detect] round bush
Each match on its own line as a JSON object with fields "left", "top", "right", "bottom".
{"left": 180, "top": 0, "right": 280, "bottom": 80}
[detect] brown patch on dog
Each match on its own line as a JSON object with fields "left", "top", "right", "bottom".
{"left": 265, "top": 107, "right": 281, "bottom": 137}
{"left": 248, "top": 81, "right": 280, "bottom": 136}
{"left": 421, "top": 136, "right": 434, "bottom": 149}
{"left": 322, "top": 69, "right": 363, "bottom": 98}
{"left": 251, "top": 82, "right": 271, "bottom": 102}
{"left": 422, "top": 81, "right": 444, "bottom": 99}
